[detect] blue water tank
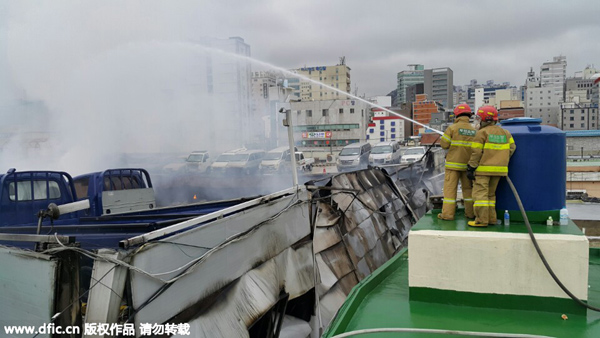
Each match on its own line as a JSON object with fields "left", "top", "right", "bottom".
{"left": 495, "top": 118, "right": 566, "bottom": 222}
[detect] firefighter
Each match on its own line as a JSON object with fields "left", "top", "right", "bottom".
{"left": 467, "top": 106, "right": 516, "bottom": 227}
{"left": 437, "top": 104, "right": 476, "bottom": 220}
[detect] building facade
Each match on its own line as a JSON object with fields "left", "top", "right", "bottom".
{"left": 290, "top": 99, "right": 370, "bottom": 160}
{"left": 366, "top": 116, "right": 405, "bottom": 145}
{"left": 293, "top": 64, "right": 351, "bottom": 101}
{"left": 424, "top": 67, "right": 453, "bottom": 109}
{"left": 525, "top": 56, "right": 567, "bottom": 126}
{"left": 560, "top": 102, "right": 599, "bottom": 131}
{"left": 412, "top": 94, "right": 443, "bottom": 135}
{"left": 397, "top": 64, "right": 424, "bottom": 105}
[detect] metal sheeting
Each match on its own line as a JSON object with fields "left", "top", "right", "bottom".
{"left": 314, "top": 166, "right": 436, "bottom": 328}
{"left": 174, "top": 243, "right": 314, "bottom": 338}
{"left": 129, "top": 192, "right": 311, "bottom": 329}
{"left": 0, "top": 247, "right": 57, "bottom": 336}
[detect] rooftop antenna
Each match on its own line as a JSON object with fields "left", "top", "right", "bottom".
{"left": 339, "top": 56, "right": 346, "bottom": 66}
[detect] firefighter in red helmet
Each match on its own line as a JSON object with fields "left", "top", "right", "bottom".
{"left": 467, "top": 105, "right": 516, "bottom": 227}
{"left": 437, "top": 104, "right": 476, "bottom": 220}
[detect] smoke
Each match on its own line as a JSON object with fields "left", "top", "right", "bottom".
{"left": 0, "top": 2, "right": 255, "bottom": 176}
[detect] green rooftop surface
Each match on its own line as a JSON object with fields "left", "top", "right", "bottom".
{"left": 417, "top": 209, "right": 585, "bottom": 236}
{"left": 324, "top": 213, "right": 600, "bottom": 338}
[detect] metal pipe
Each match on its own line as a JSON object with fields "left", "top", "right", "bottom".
{"left": 286, "top": 109, "right": 299, "bottom": 187}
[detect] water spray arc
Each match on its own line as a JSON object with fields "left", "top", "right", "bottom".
{"left": 187, "top": 43, "right": 445, "bottom": 136}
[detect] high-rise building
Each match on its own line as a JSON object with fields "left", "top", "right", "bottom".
{"left": 293, "top": 62, "right": 351, "bottom": 101}
{"left": 525, "top": 56, "right": 567, "bottom": 126}
{"left": 424, "top": 67, "right": 453, "bottom": 109}
{"left": 397, "top": 65, "right": 424, "bottom": 105}
{"left": 560, "top": 102, "right": 599, "bottom": 130}
{"left": 197, "top": 36, "right": 252, "bottom": 150}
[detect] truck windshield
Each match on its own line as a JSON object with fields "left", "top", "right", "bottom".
{"left": 187, "top": 154, "right": 204, "bottom": 162}
{"left": 230, "top": 154, "right": 250, "bottom": 162}
{"left": 340, "top": 148, "right": 360, "bottom": 156}
{"left": 264, "top": 152, "right": 283, "bottom": 161}
{"left": 405, "top": 148, "right": 425, "bottom": 155}
{"left": 372, "top": 146, "right": 392, "bottom": 154}
{"left": 216, "top": 154, "right": 235, "bottom": 162}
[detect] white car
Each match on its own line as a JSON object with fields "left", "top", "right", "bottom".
{"left": 400, "top": 146, "right": 426, "bottom": 164}
{"left": 369, "top": 141, "right": 402, "bottom": 165}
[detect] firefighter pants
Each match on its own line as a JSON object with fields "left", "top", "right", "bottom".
{"left": 472, "top": 175, "right": 501, "bottom": 225}
{"left": 440, "top": 169, "right": 474, "bottom": 220}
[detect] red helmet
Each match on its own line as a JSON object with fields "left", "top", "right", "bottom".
{"left": 453, "top": 104, "right": 472, "bottom": 117}
{"left": 476, "top": 106, "right": 498, "bottom": 122}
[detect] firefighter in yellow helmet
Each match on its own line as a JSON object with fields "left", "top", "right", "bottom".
{"left": 437, "top": 104, "right": 476, "bottom": 220}
{"left": 467, "top": 106, "right": 516, "bottom": 227}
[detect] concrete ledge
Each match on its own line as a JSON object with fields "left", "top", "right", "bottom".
{"left": 408, "top": 230, "right": 589, "bottom": 301}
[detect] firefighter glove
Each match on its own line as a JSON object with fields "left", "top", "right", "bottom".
{"left": 466, "top": 165, "right": 476, "bottom": 181}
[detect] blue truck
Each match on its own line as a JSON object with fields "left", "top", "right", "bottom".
{"left": 0, "top": 168, "right": 252, "bottom": 249}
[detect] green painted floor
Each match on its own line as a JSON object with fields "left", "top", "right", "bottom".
{"left": 324, "top": 213, "right": 600, "bottom": 338}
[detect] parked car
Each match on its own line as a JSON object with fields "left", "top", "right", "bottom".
{"left": 369, "top": 141, "right": 402, "bottom": 165}
{"left": 209, "top": 148, "right": 246, "bottom": 175}
{"left": 336, "top": 142, "right": 372, "bottom": 172}
{"left": 400, "top": 146, "right": 426, "bottom": 164}
{"left": 260, "top": 146, "right": 298, "bottom": 174}
{"left": 227, "top": 150, "right": 266, "bottom": 175}
{"left": 163, "top": 150, "right": 212, "bottom": 174}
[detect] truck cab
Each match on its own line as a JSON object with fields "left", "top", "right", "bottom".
{"left": 0, "top": 169, "right": 78, "bottom": 227}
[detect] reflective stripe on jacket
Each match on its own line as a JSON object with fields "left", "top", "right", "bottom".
{"left": 468, "top": 124, "right": 516, "bottom": 176}
{"left": 440, "top": 116, "right": 476, "bottom": 171}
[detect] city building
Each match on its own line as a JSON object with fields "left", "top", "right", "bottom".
{"left": 250, "top": 71, "right": 277, "bottom": 143}
{"left": 525, "top": 56, "right": 567, "bottom": 126}
{"left": 366, "top": 116, "right": 405, "bottom": 145}
{"left": 197, "top": 36, "right": 252, "bottom": 150}
{"left": 412, "top": 94, "right": 443, "bottom": 135}
{"left": 498, "top": 100, "right": 525, "bottom": 120}
{"left": 293, "top": 61, "right": 351, "bottom": 102}
{"left": 560, "top": 102, "right": 599, "bottom": 131}
{"left": 290, "top": 99, "right": 370, "bottom": 161}
{"left": 424, "top": 67, "right": 453, "bottom": 109}
{"left": 397, "top": 65, "right": 424, "bottom": 105}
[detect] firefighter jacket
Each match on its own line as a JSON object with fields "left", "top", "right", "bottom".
{"left": 440, "top": 116, "right": 476, "bottom": 171}
{"left": 468, "top": 124, "right": 516, "bottom": 176}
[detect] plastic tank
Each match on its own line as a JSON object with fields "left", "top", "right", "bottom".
{"left": 495, "top": 118, "right": 566, "bottom": 222}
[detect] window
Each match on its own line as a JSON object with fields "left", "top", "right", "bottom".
{"left": 570, "top": 124, "right": 574, "bottom": 128}
{"left": 350, "top": 108, "right": 355, "bottom": 114}
{"left": 9, "top": 180, "right": 61, "bottom": 201}
{"left": 380, "top": 138, "right": 385, "bottom": 142}
{"left": 391, "top": 134, "right": 396, "bottom": 139}
{"left": 366, "top": 135, "right": 370, "bottom": 140}
{"left": 369, "top": 128, "right": 374, "bottom": 133}
{"left": 581, "top": 123, "right": 585, "bottom": 128}
{"left": 380, "top": 125, "right": 385, "bottom": 130}
{"left": 391, "top": 121, "right": 396, "bottom": 126}
{"left": 570, "top": 117, "right": 574, "bottom": 121}
{"left": 380, "top": 131, "right": 385, "bottom": 136}
{"left": 581, "top": 116, "right": 585, "bottom": 120}
{"left": 307, "top": 110, "right": 312, "bottom": 117}
{"left": 322, "top": 109, "right": 328, "bottom": 116}
{"left": 339, "top": 108, "right": 343, "bottom": 114}
{"left": 380, "top": 120, "right": 384, "bottom": 124}
{"left": 391, "top": 128, "right": 396, "bottom": 132}
{"left": 570, "top": 110, "right": 574, "bottom": 114}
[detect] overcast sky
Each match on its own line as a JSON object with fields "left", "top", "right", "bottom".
{"left": 1, "top": 0, "right": 599, "bottom": 100}
{"left": 0, "top": 0, "right": 599, "bottom": 172}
